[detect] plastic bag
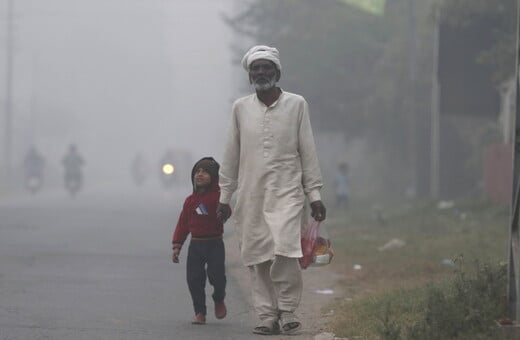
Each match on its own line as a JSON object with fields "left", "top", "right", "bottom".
{"left": 299, "top": 219, "right": 334, "bottom": 269}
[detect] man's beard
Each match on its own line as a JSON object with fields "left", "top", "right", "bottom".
{"left": 253, "top": 77, "right": 277, "bottom": 91}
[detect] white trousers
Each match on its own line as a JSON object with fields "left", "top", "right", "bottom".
{"left": 248, "top": 255, "right": 302, "bottom": 321}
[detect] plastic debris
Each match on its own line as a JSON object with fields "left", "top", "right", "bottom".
{"left": 314, "top": 332, "right": 349, "bottom": 340}
{"left": 353, "top": 264, "right": 362, "bottom": 270}
{"left": 314, "top": 289, "right": 334, "bottom": 295}
{"left": 314, "top": 332, "right": 335, "bottom": 340}
{"left": 441, "top": 259, "right": 455, "bottom": 266}
{"left": 378, "top": 238, "right": 406, "bottom": 251}
{"left": 323, "top": 309, "right": 335, "bottom": 317}
{"left": 437, "top": 200, "right": 455, "bottom": 209}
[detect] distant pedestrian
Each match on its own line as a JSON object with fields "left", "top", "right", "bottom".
{"left": 172, "top": 157, "right": 227, "bottom": 325}
{"left": 335, "top": 162, "right": 350, "bottom": 208}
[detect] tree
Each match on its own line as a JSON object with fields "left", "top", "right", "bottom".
{"left": 224, "top": 0, "right": 509, "bottom": 199}
{"left": 440, "top": 0, "right": 516, "bottom": 86}
{"left": 224, "top": 0, "right": 389, "bottom": 137}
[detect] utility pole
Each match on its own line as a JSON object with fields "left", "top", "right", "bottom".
{"left": 406, "top": 0, "right": 418, "bottom": 198}
{"left": 4, "top": 0, "right": 14, "bottom": 188}
{"left": 430, "top": 7, "right": 440, "bottom": 199}
{"left": 508, "top": 0, "right": 520, "bottom": 321}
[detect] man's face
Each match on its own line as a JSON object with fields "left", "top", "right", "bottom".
{"left": 249, "top": 59, "right": 278, "bottom": 91}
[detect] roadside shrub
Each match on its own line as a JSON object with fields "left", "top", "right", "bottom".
{"left": 377, "top": 302, "right": 402, "bottom": 340}
{"left": 377, "top": 260, "right": 507, "bottom": 340}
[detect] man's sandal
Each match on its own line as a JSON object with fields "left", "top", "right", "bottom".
{"left": 279, "top": 311, "right": 302, "bottom": 334}
{"left": 252, "top": 319, "right": 280, "bottom": 335}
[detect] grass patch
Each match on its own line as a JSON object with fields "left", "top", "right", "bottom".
{"left": 325, "top": 199, "right": 510, "bottom": 339}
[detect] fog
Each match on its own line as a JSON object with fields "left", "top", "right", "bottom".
{"left": 1, "top": 0, "right": 237, "bottom": 189}
{"left": 0, "top": 0, "right": 515, "bottom": 204}
{"left": 0, "top": 2, "right": 516, "bottom": 337}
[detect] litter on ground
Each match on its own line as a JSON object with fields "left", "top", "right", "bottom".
{"left": 441, "top": 258, "right": 455, "bottom": 266}
{"left": 377, "top": 238, "right": 406, "bottom": 251}
{"left": 437, "top": 200, "right": 455, "bottom": 209}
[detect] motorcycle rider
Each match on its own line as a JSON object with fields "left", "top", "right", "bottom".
{"left": 131, "top": 152, "right": 147, "bottom": 186}
{"left": 159, "top": 149, "right": 176, "bottom": 189}
{"left": 23, "top": 146, "right": 45, "bottom": 192}
{"left": 62, "top": 144, "right": 85, "bottom": 196}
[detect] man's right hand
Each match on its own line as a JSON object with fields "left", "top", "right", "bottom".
{"left": 216, "top": 203, "right": 232, "bottom": 223}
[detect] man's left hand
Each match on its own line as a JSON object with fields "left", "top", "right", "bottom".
{"left": 310, "top": 200, "right": 326, "bottom": 222}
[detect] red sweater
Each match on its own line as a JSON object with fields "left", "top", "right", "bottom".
{"left": 172, "top": 187, "right": 223, "bottom": 247}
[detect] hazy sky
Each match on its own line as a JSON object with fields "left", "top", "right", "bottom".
{"left": 0, "top": 0, "right": 237, "bottom": 185}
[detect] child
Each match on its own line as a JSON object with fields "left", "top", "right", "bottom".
{"left": 172, "top": 157, "right": 227, "bottom": 325}
{"left": 335, "top": 162, "right": 350, "bottom": 208}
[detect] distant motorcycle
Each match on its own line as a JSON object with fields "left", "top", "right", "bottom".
{"left": 25, "top": 174, "right": 43, "bottom": 194}
{"left": 158, "top": 149, "right": 192, "bottom": 190}
{"left": 64, "top": 172, "right": 82, "bottom": 197}
{"left": 159, "top": 161, "right": 176, "bottom": 189}
{"left": 131, "top": 153, "right": 147, "bottom": 186}
{"left": 62, "top": 144, "right": 84, "bottom": 197}
{"left": 132, "top": 168, "right": 146, "bottom": 186}
{"left": 23, "top": 146, "right": 45, "bottom": 194}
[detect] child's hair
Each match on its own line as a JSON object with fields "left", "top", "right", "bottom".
{"left": 191, "top": 157, "right": 220, "bottom": 190}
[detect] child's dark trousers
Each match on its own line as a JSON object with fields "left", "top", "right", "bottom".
{"left": 186, "top": 237, "right": 226, "bottom": 315}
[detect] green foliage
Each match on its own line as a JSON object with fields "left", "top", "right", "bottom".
{"left": 224, "top": 0, "right": 391, "bottom": 136}
{"left": 350, "top": 260, "right": 508, "bottom": 339}
{"left": 224, "top": 0, "right": 438, "bottom": 196}
{"left": 377, "top": 302, "right": 403, "bottom": 340}
{"left": 327, "top": 200, "right": 509, "bottom": 339}
{"left": 350, "top": 262, "right": 507, "bottom": 340}
{"left": 403, "top": 261, "right": 507, "bottom": 339}
{"left": 440, "top": 0, "right": 516, "bottom": 84}
{"left": 224, "top": 0, "right": 513, "bottom": 198}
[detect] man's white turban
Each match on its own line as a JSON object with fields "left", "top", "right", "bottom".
{"left": 241, "top": 45, "right": 281, "bottom": 72}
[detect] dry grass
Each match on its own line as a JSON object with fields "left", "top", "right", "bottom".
{"left": 323, "top": 199, "right": 509, "bottom": 339}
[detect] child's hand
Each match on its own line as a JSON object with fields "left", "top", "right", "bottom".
{"left": 172, "top": 248, "right": 181, "bottom": 263}
{"left": 216, "top": 203, "right": 232, "bottom": 223}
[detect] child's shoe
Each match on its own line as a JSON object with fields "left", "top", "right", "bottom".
{"left": 215, "top": 301, "right": 227, "bottom": 319}
{"left": 192, "top": 313, "right": 206, "bottom": 325}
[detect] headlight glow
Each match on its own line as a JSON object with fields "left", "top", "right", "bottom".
{"left": 162, "top": 163, "right": 175, "bottom": 175}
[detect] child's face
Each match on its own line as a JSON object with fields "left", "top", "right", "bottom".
{"left": 194, "top": 168, "right": 211, "bottom": 188}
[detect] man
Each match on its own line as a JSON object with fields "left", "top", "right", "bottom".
{"left": 217, "top": 45, "right": 326, "bottom": 335}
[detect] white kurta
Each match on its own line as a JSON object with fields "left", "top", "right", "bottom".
{"left": 219, "top": 90, "right": 323, "bottom": 266}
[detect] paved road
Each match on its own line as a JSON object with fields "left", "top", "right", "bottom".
{"left": 0, "top": 186, "right": 256, "bottom": 340}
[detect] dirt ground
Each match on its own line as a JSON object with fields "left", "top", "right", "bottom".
{"left": 225, "top": 234, "right": 343, "bottom": 340}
